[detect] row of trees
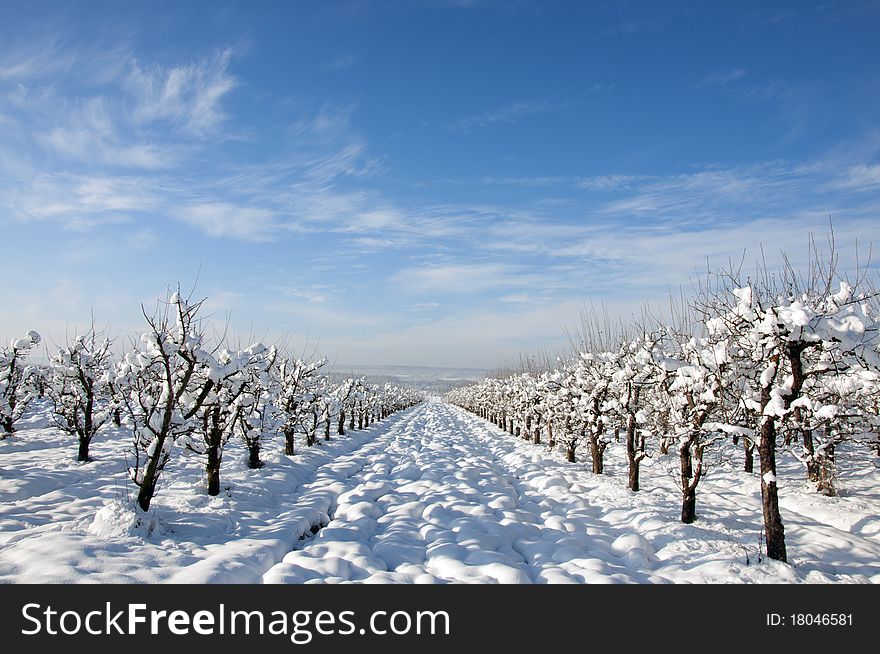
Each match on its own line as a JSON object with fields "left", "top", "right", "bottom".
{"left": 448, "top": 254, "right": 880, "bottom": 563}
{"left": 1, "top": 290, "right": 422, "bottom": 512}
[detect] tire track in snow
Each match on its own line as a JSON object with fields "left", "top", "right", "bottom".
{"left": 165, "top": 407, "right": 425, "bottom": 583}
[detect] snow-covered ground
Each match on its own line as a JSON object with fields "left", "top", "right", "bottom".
{"left": 1, "top": 399, "right": 878, "bottom": 583}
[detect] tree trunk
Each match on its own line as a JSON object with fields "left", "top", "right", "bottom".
{"left": 83, "top": 391, "right": 94, "bottom": 450}
{"left": 137, "top": 440, "right": 164, "bottom": 512}
{"left": 743, "top": 438, "right": 754, "bottom": 473}
{"left": 758, "top": 417, "right": 787, "bottom": 562}
{"left": 803, "top": 429, "right": 819, "bottom": 482}
{"left": 589, "top": 433, "right": 605, "bottom": 474}
{"left": 626, "top": 386, "right": 641, "bottom": 491}
{"left": 306, "top": 414, "right": 318, "bottom": 446}
{"left": 817, "top": 431, "right": 837, "bottom": 496}
{"left": 547, "top": 422, "right": 555, "bottom": 448}
{"left": 324, "top": 419, "right": 331, "bottom": 441}
{"left": 284, "top": 427, "right": 295, "bottom": 456}
{"left": 681, "top": 487, "right": 696, "bottom": 524}
{"left": 626, "top": 414, "right": 640, "bottom": 491}
{"left": 77, "top": 436, "right": 91, "bottom": 463}
{"left": 247, "top": 442, "right": 262, "bottom": 469}
{"left": 680, "top": 436, "right": 696, "bottom": 523}
{"left": 338, "top": 410, "right": 346, "bottom": 435}
{"left": 206, "top": 440, "right": 221, "bottom": 496}
{"left": 533, "top": 426, "right": 541, "bottom": 445}
{"left": 358, "top": 412, "right": 363, "bottom": 430}
{"left": 566, "top": 440, "right": 576, "bottom": 463}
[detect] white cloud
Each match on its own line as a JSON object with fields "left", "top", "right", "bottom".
{"left": 126, "top": 49, "right": 237, "bottom": 135}
{"left": 33, "top": 96, "right": 181, "bottom": 169}
{"left": 392, "top": 263, "right": 521, "bottom": 295}
{"left": 344, "top": 208, "right": 406, "bottom": 231}
{"left": 449, "top": 100, "right": 556, "bottom": 133}
{"left": 598, "top": 164, "right": 811, "bottom": 217}
{"left": 0, "top": 37, "right": 76, "bottom": 80}
{"left": 829, "top": 164, "right": 880, "bottom": 191}
{"left": 6, "top": 173, "right": 161, "bottom": 228}
{"left": 179, "top": 202, "right": 279, "bottom": 241}
{"left": 576, "top": 174, "right": 649, "bottom": 191}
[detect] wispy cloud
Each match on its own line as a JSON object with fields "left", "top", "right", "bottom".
{"left": 179, "top": 202, "right": 279, "bottom": 241}
{"left": 695, "top": 68, "right": 747, "bottom": 88}
{"left": 0, "top": 42, "right": 236, "bottom": 172}
{"left": 37, "top": 97, "right": 181, "bottom": 169}
{"left": 480, "top": 175, "right": 566, "bottom": 187}
{"left": 828, "top": 163, "right": 880, "bottom": 191}
{"left": 126, "top": 48, "right": 237, "bottom": 136}
{"left": 0, "top": 37, "right": 76, "bottom": 80}
{"left": 478, "top": 174, "right": 648, "bottom": 191}
{"left": 576, "top": 174, "right": 649, "bottom": 191}
{"left": 275, "top": 285, "right": 332, "bottom": 304}
{"left": 4, "top": 172, "right": 161, "bottom": 228}
{"left": 735, "top": 78, "right": 807, "bottom": 103}
{"left": 392, "top": 263, "right": 520, "bottom": 294}
{"left": 0, "top": 32, "right": 130, "bottom": 85}
{"left": 323, "top": 53, "right": 360, "bottom": 71}
{"left": 449, "top": 100, "right": 557, "bottom": 133}
{"left": 597, "top": 164, "right": 812, "bottom": 218}
{"left": 604, "top": 18, "right": 666, "bottom": 37}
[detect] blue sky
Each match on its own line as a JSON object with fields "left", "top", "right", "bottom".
{"left": 1, "top": 0, "right": 879, "bottom": 368}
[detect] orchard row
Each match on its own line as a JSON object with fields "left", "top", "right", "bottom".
{"left": 0, "top": 290, "right": 422, "bottom": 512}
{"left": 448, "top": 267, "right": 880, "bottom": 564}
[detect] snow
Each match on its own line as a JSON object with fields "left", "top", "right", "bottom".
{"left": 1, "top": 398, "right": 879, "bottom": 583}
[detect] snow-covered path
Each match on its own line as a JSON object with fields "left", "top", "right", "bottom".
{"left": 263, "top": 400, "right": 665, "bottom": 583}
{"left": 2, "top": 399, "right": 879, "bottom": 583}
{"left": 262, "top": 400, "right": 880, "bottom": 584}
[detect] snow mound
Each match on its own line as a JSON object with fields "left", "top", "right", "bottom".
{"left": 88, "top": 500, "right": 164, "bottom": 539}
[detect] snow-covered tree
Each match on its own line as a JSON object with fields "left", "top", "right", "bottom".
{"left": 115, "top": 292, "right": 216, "bottom": 511}
{"left": 655, "top": 329, "right": 734, "bottom": 523}
{"left": 182, "top": 342, "right": 275, "bottom": 495}
{"left": 233, "top": 345, "right": 280, "bottom": 469}
{"left": 701, "top": 268, "right": 879, "bottom": 561}
{"left": 46, "top": 327, "right": 115, "bottom": 462}
{"left": 606, "top": 333, "right": 664, "bottom": 492}
{"left": 302, "top": 372, "right": 331, "bottom": 446}
{"left": 0, "top": 330, "right": 42, "bottom": 436}
{"left": 276, "top": 356, "right": 327, "bottom": 455}
{"left": 334, "top": 377, "right": 356, "bottom": 435}
{"left": 568, "top": 351, "right": 617, "bottom": 474}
